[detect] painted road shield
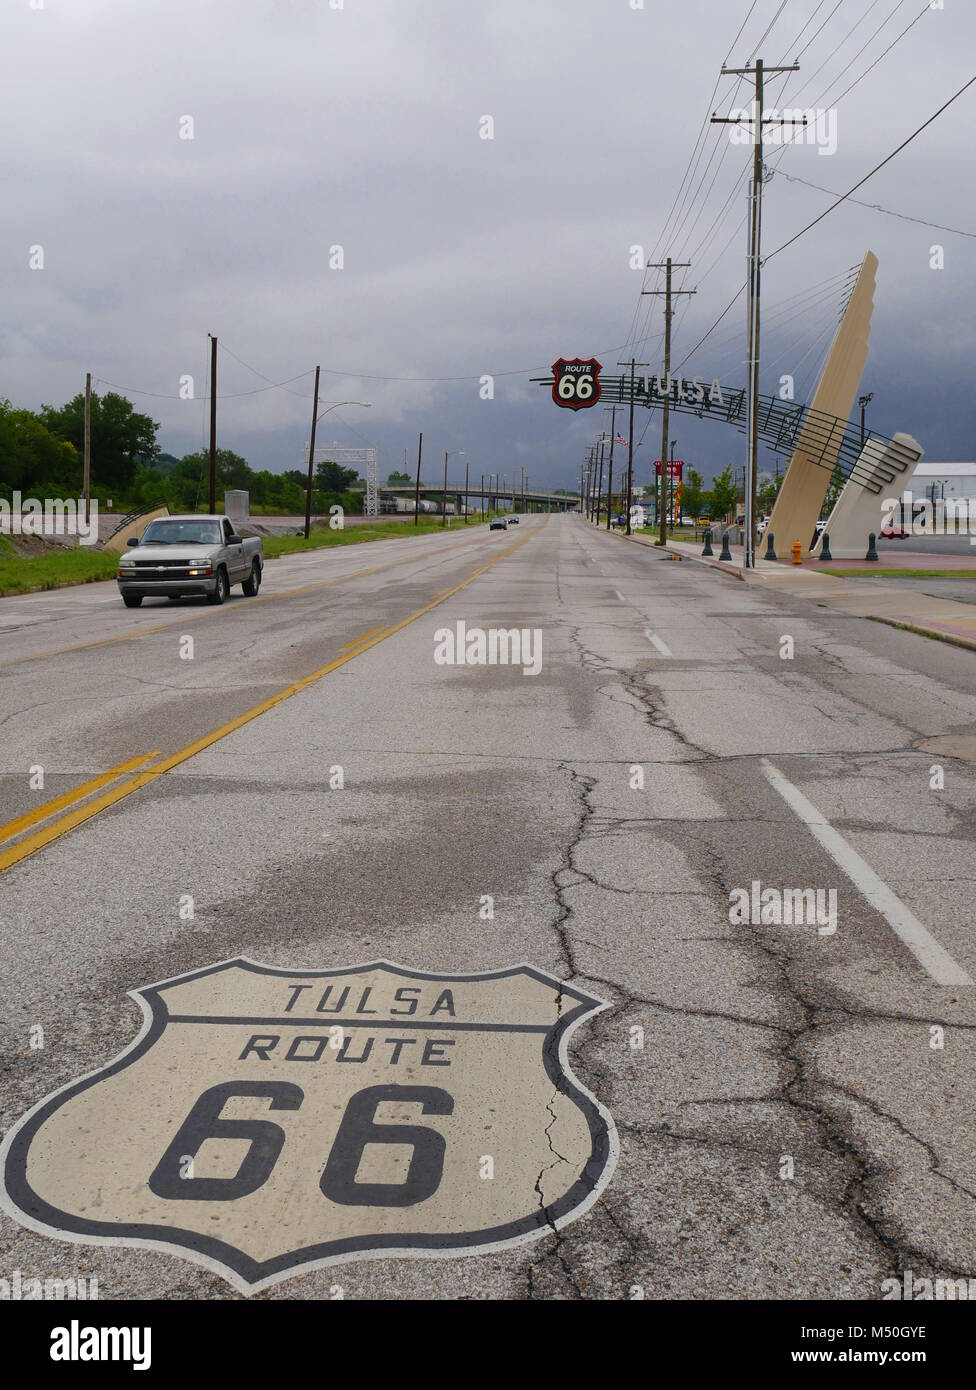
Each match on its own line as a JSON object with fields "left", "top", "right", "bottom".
{"left": 1, "top": 958, "right": 617, "bottom": 1293}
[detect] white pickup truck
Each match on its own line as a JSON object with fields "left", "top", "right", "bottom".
{"left": 116, "top": 515, "right": 264, "bottom": 608}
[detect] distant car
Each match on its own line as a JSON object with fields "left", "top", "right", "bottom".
{"left": 880, "top": 522, "right": 909, "bottom": 539}
{"left": 757, "top": 515, "right": 771, "bottom": 537}
{"left": 613, "top": 513, "right": 627, "bottom": 527}
{"left": 509, "top": 516, "right": 519, "bottom": 525}
{"left": 489, "top": 517, "right": 507, "bottom": 531}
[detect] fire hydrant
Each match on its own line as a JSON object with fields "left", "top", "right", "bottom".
{"left": 791, "top": 539, "right": 803, "bottom": 565}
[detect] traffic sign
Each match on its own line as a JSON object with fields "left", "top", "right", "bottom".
{"left": 552, "top": 357, "right": 602, "bottom": 411}
{"left": 1, "top": 958, "right": 618, "bottom": 1292}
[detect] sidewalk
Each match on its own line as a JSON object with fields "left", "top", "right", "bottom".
{"left": 615, "top": 530, "right": 976, "bottom": 655}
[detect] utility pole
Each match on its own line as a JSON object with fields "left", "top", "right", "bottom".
{"left": 442, "top": 451, "right": 449, "bottom": 527}
{"left": 615, "top": 359, "right": 650, "bottom": 535}
{"left": 208, "top": 334, "right": 217, "bottom": 514}
{"left": 712, "top": 60, "right": 801, "bottom": 567}
{"left": 414, "top": 432, "right": 423, "bottom": 524}
{"left": 626, "top": 363, "right": 634, "bottom": 533}
{"left": 304, "top": 365, "right": 321, "bottom": 539}
{"left": 83, "top": 372, "right": 91, "bottom": 528}
{"left": 642, "top": 260, "right": 695, "bottom": 545}
{"left": 596, "top": 436, "right": 605, "bottom": 525}
{"left": 464, "top": 458, "right": 469, "bottom": 523}
{"left": 481, "top": 472, "right": 485, "bottom": 518}
{"left": 605, "top": 406, "right": 617, "bottom": 531}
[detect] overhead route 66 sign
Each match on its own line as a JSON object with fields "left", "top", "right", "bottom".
{"left": 1, "top": 957, "right": 618, "bottom": 1293}
{"left": 552, "top": 357, "right": 602, "bottom": 411}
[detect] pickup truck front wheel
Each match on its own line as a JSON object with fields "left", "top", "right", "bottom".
{"left": 242, "top": 559, "right": 261, "bottom": 597}
{"left": 207, "top": 567, "right": 229, "bottom": 606}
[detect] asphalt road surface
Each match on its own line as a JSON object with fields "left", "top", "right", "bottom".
{"left": 2, "top": 513, "right": 975, "bottom": 1301}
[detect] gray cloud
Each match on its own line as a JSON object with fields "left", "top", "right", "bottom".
{"left": 3, "top": 0, "right": 974, "bottom": 489}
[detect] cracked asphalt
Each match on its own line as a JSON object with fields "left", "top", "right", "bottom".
{"left": 1, "top": 512, "right": 975, "bottom": 1300}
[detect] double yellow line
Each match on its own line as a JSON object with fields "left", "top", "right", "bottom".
{"left": 0, "top": 520, "right": 542, "bottom": 875}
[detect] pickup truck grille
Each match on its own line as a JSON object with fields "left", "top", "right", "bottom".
{"left": 130, "top": 561, "right": 199, "bottom": 579}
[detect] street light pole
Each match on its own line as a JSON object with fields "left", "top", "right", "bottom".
{"left": 304, "top": 365, "right": 320, "bottom": 540}
{"left": 304, "top": 394, "right": 371, "bottom": 539}
{"left": 859, "top": 391, "right": 874, "bottom": 451}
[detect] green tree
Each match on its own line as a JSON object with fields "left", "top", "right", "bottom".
{"left": 387, "top": 470, "right": 411, "bottom": 483}
{"left": 681, "top": 468, "right": 705, "bottom": 530}
{"left": 315, "top": 459, "right": 359, "bottom": 492}
{"left": 39, "top": 392, "right": 159, "bottom": 493}
{"left": 757, "top": 473, "right": 783, "bottom": 515}
{"left": 706, "top": 465, "right": 738, "bottom": 524}
{"left": 0, "top": 400, "right": 80, "bottom": 498}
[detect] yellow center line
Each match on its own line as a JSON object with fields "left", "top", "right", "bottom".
{"left": 0, "top": 520, "right": 544, "bottom": 875}
{"left": 0, "top": 751, "right": 162, "bottom": 848}
{"left": 340, "top": 626, "right": 388, "bottom": 650}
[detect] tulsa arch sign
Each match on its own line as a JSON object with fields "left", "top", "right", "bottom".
{"left": 537, "top": 252, "right": 924, "bottom": 556}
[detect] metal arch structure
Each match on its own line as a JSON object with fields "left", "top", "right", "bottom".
{"left": 303, "top": 443, "right": 380, "bottom": 516}
{"left": 531, "top": 371, "right": 918, "bottom": 496}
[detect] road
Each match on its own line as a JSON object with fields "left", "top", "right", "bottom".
{"left": 1, "top": 512, "right": 975, "bottom": 1300}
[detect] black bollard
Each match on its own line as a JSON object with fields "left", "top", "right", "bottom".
{"left": 718, "top": 531, "right": 732, "bottom": 561}
{"left": 820, "top": 531, "right": 833, "bottom": 561}
{"left": 702, "top": 528, "right": 714, "bottom": 557}
{"left": 865, "top": 532, "right": 879, "bottom": 562}
{"left": 764, "top": 531, "right": 777, "bottom": 562}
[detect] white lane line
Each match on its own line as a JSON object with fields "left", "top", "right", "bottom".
{"left": 645, "top": 629, "right": 672, "bottom": 656}
{"left": 761, "top": 758, "right": 973, "bottom": 987}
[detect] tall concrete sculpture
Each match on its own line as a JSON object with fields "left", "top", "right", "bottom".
{"left": 765, "top": 250, "right": 878, "bottom": 557}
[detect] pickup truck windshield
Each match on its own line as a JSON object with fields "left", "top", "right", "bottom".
{"left": 141, "top": 520, "right": 222, "bottom": 545}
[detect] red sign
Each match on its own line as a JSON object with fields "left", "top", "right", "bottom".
{"left": 654, "top": 460, "right": 684, "bottom": 478}
{"left": 552, "top": 357, "right": 602, "bottom": 411}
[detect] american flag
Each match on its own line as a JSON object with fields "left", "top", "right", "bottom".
{"left": 616, "top": 433, "right": 628, "bottom": 445}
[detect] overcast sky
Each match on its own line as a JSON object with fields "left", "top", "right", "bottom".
{"left": 3, "top": 0, "right": 975, "bottom": 491}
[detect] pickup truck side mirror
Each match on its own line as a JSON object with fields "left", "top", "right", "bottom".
{"left": 126, "top": 537, "right": 140, "bottom": 547}
{"left": 226, "top": 534, "right": 242, "bottom": 546}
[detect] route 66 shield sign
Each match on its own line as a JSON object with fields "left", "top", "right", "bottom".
{"left": 1, "top": 958, "right": 617, "bottom": 1293}
{"left": 552, "top": 356, "right": 602, "bottom": 411}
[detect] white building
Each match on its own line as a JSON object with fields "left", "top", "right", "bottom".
{"left": 906, "top": 462, "right": 976, "bottom": 503}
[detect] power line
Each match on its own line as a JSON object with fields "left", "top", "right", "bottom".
{"left": 764, "top": 71, "right": 976, "bottom": 263}
{"left": 777, "top": 170, "right": 976, "bottom": 238}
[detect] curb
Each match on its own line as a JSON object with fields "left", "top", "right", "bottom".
{"left": 867, "top": 615, "right": 976, "bottom": 657}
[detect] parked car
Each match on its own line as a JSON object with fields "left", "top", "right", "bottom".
{"left": 489, "top": 517, "right": 507, "bottom": 531}
{"left": 880, "top": 522, "right": 910, "bottom": 539}
{"left": 117, "top": 515, "right": 263, "bottom": 608}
